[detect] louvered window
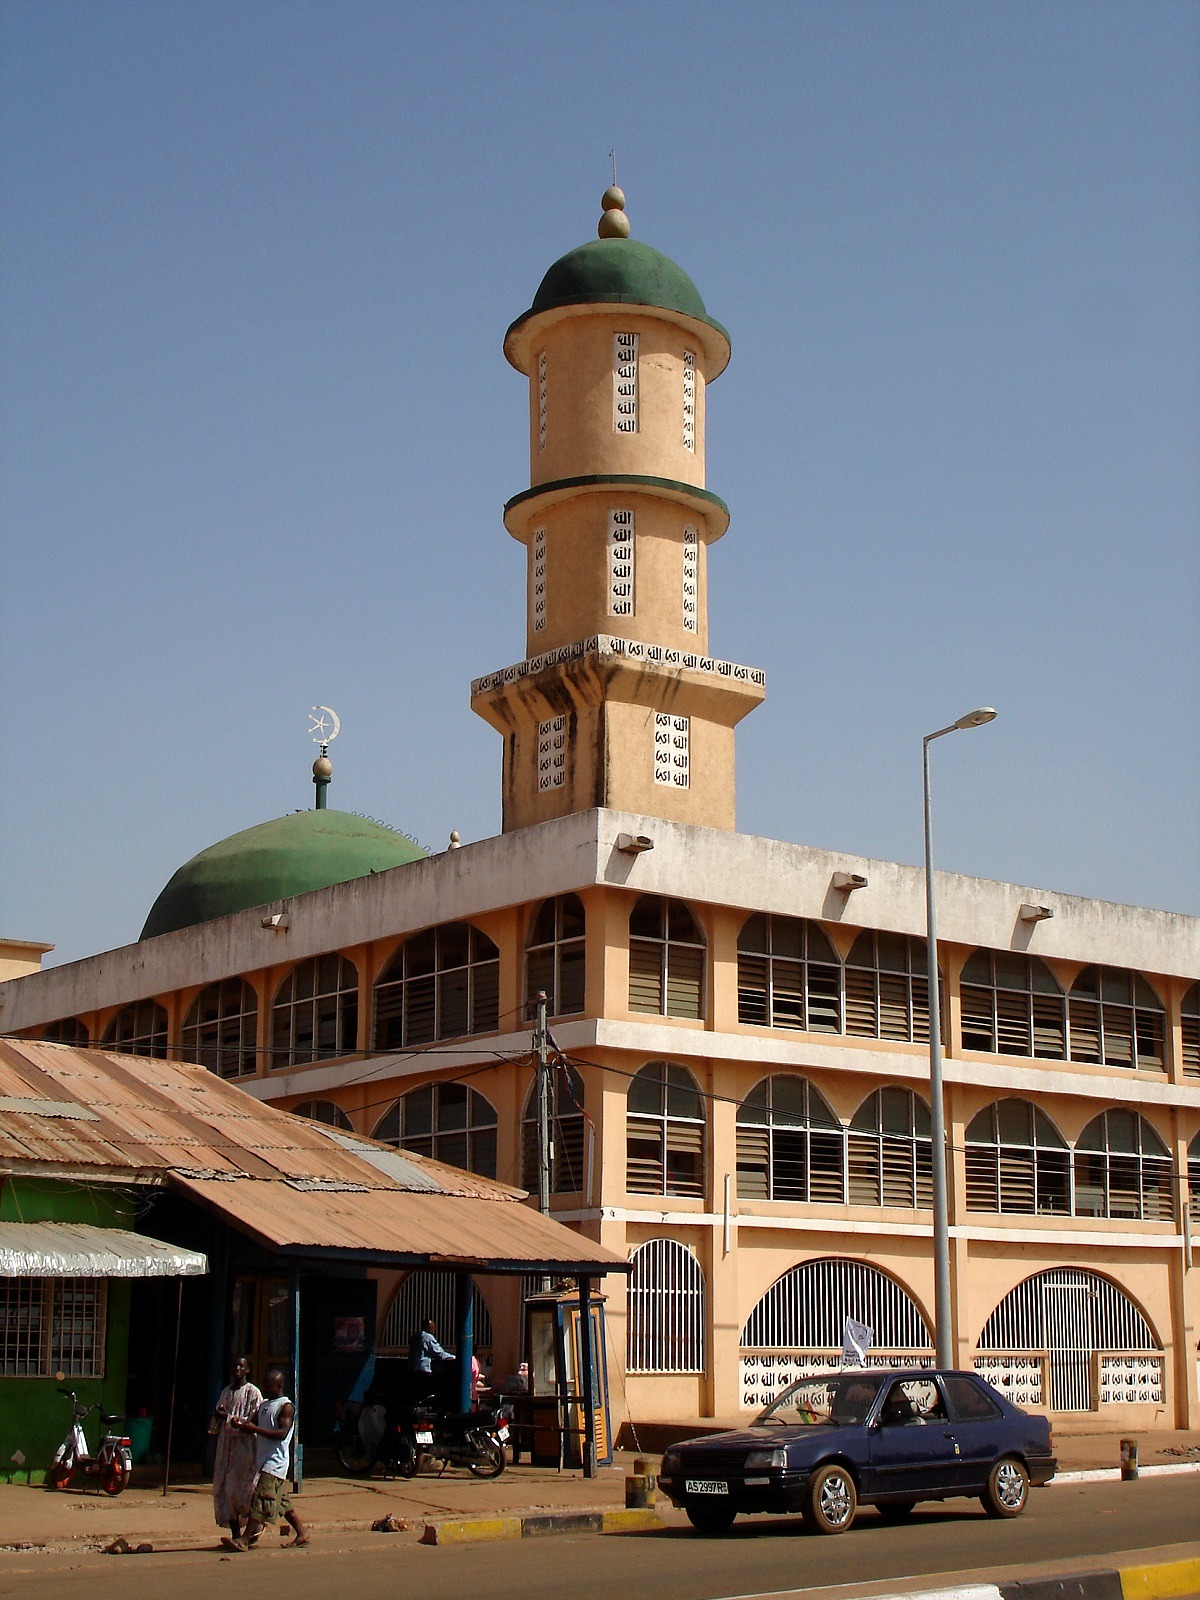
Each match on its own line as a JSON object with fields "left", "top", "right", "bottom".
{"left": 373, "top": 923, "right": 500, "bottom": 1050}
{"left": 964, "top": 1099, "right": 1070, "bottom": 1214}
{"left": 736, "top": 915, "right": 842, "bottom": 1033}
{"left": 102, "top": 1000, "right": 168, "bottom": 1059}
{"left": 736, "top": 1075, "right": 845, "bottom": 1203}
{"left": 43, "top": 1017, "right": 89, "bottom": 1046}
{"left": 847, "top": 1088, "right": 932, "bottom": 1209}
{"left": 626, "top": 1060, "right": 706, "bottom": 1197}
{"left": 521, "top": 1061, "right": 590, "bottom": 1195}
{"left": 181, "top": 978, "right": 259, "bottom": 1078}
{"left": 844, "top": 932, "right": 936, "bottom": 1044}
{"left": 271, "top": 954, "right": 358, "bottom": 1067}
{"left": 1067, "top": 967, "right": 1166, "bottom": 1071}
{"left": 1181, "top": 984, "right": 1199, "bottom": 1078}
{"left": 1073, "top": 1109, "right": 1174, "bottom": 1222}
{"left": 960, "top": 951, "right": 1066, "bottom": 1059}
{"left": 1188, "top": 1133, "right": 1200, "bottom": 1222}
{"left": 290, "top": 1098, "right": 353, "bottom": 1129}
{"left": 627, "top": 1239, "right": 705, "bottom": 1373}
{"left": 525, "top": 895, "right": 586, "bottom": 1018}
{"left": 628, "top": 896, "right": 705, "bottom": 1020}
{"left": 373, "top": 1082, "right": 498, "bottom": 1179}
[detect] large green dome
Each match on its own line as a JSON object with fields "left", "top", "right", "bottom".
{"left": 141, "top": 809, "right": 427, "bottom": 940}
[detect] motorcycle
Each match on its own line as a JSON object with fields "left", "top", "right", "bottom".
{"left": 335, "top": 1391, "right": 512, "bottom": 1480}
{"left": 47, "top": 1389, "right": 133, "bottom": 1494}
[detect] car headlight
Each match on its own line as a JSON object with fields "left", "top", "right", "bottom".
{"left": 660, "top": 1450, "right": 681, "bottom": 1475}
{"left": 742, "top": 1448, "right": 786, "bottom": 1470}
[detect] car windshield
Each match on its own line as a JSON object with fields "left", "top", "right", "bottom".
{"left": 755, "top": 1373, "right": 884, "bottom": 1428}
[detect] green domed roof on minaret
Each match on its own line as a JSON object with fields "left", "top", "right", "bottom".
{"left": 505, "top": 186, "right": 730, "bottom": 375}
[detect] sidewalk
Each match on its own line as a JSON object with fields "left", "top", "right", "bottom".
{"left": 1, "top": 1429, "right": 1196, "bottom": 1556}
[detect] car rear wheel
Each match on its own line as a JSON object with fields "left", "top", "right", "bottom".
{"left": 686, "top": 1503, "right": 736, "bottom": 1537}
{"left": 876, "top": 1498, "right": 916, "bottom": 1522}
{"left": 805, "top": 1463, "right": 857, "bottom": 1534}
{"left": 981, "top": 1457, "right": 1029, "bottom": 1518}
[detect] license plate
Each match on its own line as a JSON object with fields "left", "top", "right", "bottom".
{"left": 497, "top": 1426, "right": 510, "bottom": 1441}
{"left": 685, "top": 1479, "right": 728, "bottom": 1495}
{"left": 415, "top": 1430, "right": 433, "bottom": 1445}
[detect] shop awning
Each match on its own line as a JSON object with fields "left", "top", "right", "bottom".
{"left": 0, "top": 1221, "right": 208, "bottom": 1278}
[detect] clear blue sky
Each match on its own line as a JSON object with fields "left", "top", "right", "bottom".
{"left": 2, "top": 1, "right": 1197, "bottom": 968}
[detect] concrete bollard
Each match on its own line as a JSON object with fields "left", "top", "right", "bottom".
{"left": 1120, "top": 1438, "right": 1139, "bottom": 1480}
{"left": 626, "top": 1458, "right": 656, "bottom": 1508}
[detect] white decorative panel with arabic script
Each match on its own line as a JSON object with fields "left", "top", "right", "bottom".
{"left": 529, "top": 527, "right": 547, "bottom": 635}
{"left": 654, "top": 713, "right": 689, "bottom": 788}
{"left": 537, "top": 715, "right": 567, "bottom": 792}
{"left": 613, "top": 332, "right": 638, "bottom": 433}
{"left": 682, "top": 349, "right": 696, "bottom": 452}
{"left": 608, "top": 509, "right": 634, "bottom": 616}
{"left": 537, "top": 350, "right": 547, "bottom": 452}
{"left": 682, "top": 525, "right": 699, "bottom": 633}
{"left": 972, "top": 1356, "right": 1044, "bottom": 1409}
{"left": 1100, "top": 1355, "right": 1163, "bottom": 1406}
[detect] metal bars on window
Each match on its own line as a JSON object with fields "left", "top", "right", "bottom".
{"left": 740, "top": 1258, "right": 932, "bottom": 1352}
{"left": 379, "top": 1271, "right": 493, "bottom": 1357}
{"left": 627, "top": 1238, "right": 705, "bottom": 1373}
{"left": 1, "top": 1278, "right": 106, "bottom": 1378}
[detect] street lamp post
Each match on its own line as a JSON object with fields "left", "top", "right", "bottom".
{"left": 923, "top": 706, "right": 997, "bottom": 1370}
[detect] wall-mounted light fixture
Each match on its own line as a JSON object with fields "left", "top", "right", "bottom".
{"left": 262, "top": 913, "right": 290, "bottom": 931}
{"left": 616, "top": 833, "right": 654, "bottom": 855}
{"left": 1019, "top": 903, "right": 1054, "bottom": 923}
{"left": 831, "top": 871, "right": 868, "bottom": 893}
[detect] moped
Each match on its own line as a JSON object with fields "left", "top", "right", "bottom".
{"left": 47, "top": 1388, "right": 133, "bottom": 1494}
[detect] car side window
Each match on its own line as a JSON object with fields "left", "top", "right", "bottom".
{"left": 880, "top": 1378, "right": 946, "bottom": 1426}
{"left": 944, "top": 1376, "right": 1003, "bottom": 1420}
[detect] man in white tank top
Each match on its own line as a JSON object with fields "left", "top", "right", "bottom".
{"left": 228, "top": 1366, "right": 309, "bottom": 1549}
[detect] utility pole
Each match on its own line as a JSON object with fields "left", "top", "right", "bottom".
{"left": 534, "top": 990, "right": 552, "bottom": 1292}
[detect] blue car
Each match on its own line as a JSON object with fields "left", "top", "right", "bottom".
{"left": 657, "top": 1368, "right": 1056, "bottom": 1536}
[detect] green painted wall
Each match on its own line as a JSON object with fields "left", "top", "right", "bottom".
{"left": 0, "top": 1179, "right": 135, "bottom": 1482}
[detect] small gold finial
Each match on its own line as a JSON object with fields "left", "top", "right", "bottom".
{"left": 598, "top": 182, "right": 629, "bottom": 240}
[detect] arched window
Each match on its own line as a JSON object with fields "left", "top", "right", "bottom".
{"left": 960, "top": 951, "right": 1066, "bottom": 1058}
{"left": 628, "top": 896, "right": 705, "bottom": 1019}
{"left": 978, "top": 1267, "right": 1161, "bottom": 1412}
{"left": 526, "top": 895, "right": 586, "bottom": 1018}
{"left": 181, "top": 978, "right": 258, "bottom": 1079}
{"left": 520, "top": 1061, "right": 588, "bottom": 1195}
{"left": 372, "top": 1083, "right": 498, "bottom": 1179}
{"left": 373, "top": 923, "right": 499, "bottom": 1049}
{"left": 1067, "top": 967, "right": 1165, "bottom": 1071}
{"left": 626, "top": 1239, "right": 705, "bottom": 1373}
{"left": 1188, "top": 1132, "right": 1200, "bottom": 1222}
{"left": 844, "top": 932, "right": 932, "bottom": 1043}
{"left": 1181, "top": 983, "right": 1199, "bottom": 1078}
{"left": 964, "top": 1099, "right": 1070, "bottom": 1214}
{"left": 736, "top": 1076, "right": 844, "bottom": 1203}
{"left": 290, "top": 1099, "right": 353, "bottom": 1129}
{"left": 379, "top": 1271, "right": 494, "bottom": 1357}
{"left": 271, "top": 954, "right": 358, "bottom": 1067}
{"left": 1074, "top": 1110, "right": 1173, "bottom": 1221}
{"left": 736, "top": 915, "right": 841, "bottom": 1033}
{"left": 626, "top": 1061, "right": 705, "bottom": 1197}
{"left": 102, "top": 1001, "right": 168, "bottom": 1058}
{"left": 42, "top": 1018, "right": 89, "bottom": 1046}
{"left": 847, "top": 1088, "right": 932, "bottom": 1208}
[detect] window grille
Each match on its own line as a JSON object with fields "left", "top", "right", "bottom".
{"left": 1066, "top": 967, "right": 1165, "bottom": 1071}
{"left": 520, "top": 1061, "right": 590, "bottom": 1195}
{"left": 741, "top": 1258, "right": 931, "bottom": 1350}
{"left": 626, "top": 1060, "right": 705, "bottom": 1198}
{"left": 1188, "top": 1132, "right": 1200, "bottom": 1222}
{"left": 1181, "top": 983, "right": 1199, "bottom": 1078}
{"left": 736, "top": 1075, "right": 845, "bottom": 1203}
{"left": 102, "top": 1000, "right": 168, "bottom": 1058}
{"left": 271, "top": 954, "right": 358, "bottom": 1068}
{"left": 379, "top": 1271, "right": 493, "bottom": 1356}
{"left": 181, "top": 978, "right": 258, "bottom": 1078}
{"left": 290, "top": 1098, "right": 354, "bottom": 1129}
{"left": 627, "top": 1238, "right": 705, "bottom": 1373}
{"left": 964, "top": 1099, "right": 1071, "bottom": 1214}
{"left": 1, "top": 1278, "right": 106, "bottom": 1378}
{"left": 847, "top": 1088, "right": 933, "bottom": 1208}
{"left": 960, "top": 951, "right": 1066, "bottom": 1058}
{"left": 373, "top": 923, "right": 500, "bottom": 1049}
{"left": 628, "top": 897, "right": 705, "bottom": 1020}
{"left": 373, "top": 1083, "right": 498, "bottom": 1179}
{"left": 1074, "top": 1109, "right": 1174, "bottom": 1221}
{"left": 844, "top": 932, "right": 933, "bottom": 1044}
{"left": 978, "top": 1267, "right": 1160, "bottom": 1412}
{"left": 736, "top": 915, "right": 841, "bottom": 1033}
{"left": 526, "top": 895, "right": 586, "bottom": 1018}
{"left": 43, "top": 1017, "right": 89, "bottom": 1046}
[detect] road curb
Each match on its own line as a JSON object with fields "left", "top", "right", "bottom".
{"left": 846, "top": 1555, "right": 1200, "bottom": 1600}
{"left": 420, "top": 1505, "right": 663, "bottom": 1545}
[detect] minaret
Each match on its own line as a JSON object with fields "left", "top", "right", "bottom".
{"left": 471, "top": 188, "right": 764, "bottom": 832}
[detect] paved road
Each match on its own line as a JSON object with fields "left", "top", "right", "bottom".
{"left": 1, "top": 1475, "right": 1196, "bottom": 1600}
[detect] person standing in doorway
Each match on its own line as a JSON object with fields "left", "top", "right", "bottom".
{"left": 229, "top": 1367, "right": 309, "bottom": 1550}
{"left": 208, "top": 1355, "right": 261, "bottom": 1545}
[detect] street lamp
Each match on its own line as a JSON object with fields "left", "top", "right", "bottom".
{"left": 923, "top": 706, "right": 997, "bottom": 1369}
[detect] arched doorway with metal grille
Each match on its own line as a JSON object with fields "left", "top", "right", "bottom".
{"left": 739, "top": 1257, "right": 932, "bottom": 1411}
{"left": 976, "top": 1267, "right": 1162, "bottom": 1413}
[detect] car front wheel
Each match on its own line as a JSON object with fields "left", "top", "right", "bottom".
{"left": 686, "top": 1503, "right": 736, "bottom": 1537}
{"left": 981, "top": 1457, "right": 1029, "bottom": 1518}
{"left": 805, "top": 1463, "right": 858, "bottom": 1534}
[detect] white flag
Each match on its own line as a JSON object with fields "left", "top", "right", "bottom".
{"left": 842, "top": 1317, "right": 873, "bottom": 1367}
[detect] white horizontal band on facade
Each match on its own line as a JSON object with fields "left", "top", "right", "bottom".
{"left": 471, "top": 634, "right": 766, "bottom": 697}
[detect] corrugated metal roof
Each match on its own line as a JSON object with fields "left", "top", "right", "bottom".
{"left": 0, "top": 1039, "right": 625, "bottom": 1274}
{"left": 0, "top": 1221, "right": 207, "bottom": 1277}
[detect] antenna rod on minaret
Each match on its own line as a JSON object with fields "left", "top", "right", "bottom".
{"left": 610, "top": 149, "right": 617, "bottom": 186}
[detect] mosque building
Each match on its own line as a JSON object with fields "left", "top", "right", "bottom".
{"left": 3, "top": 189, "right": 1199, "bottom": 1433}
